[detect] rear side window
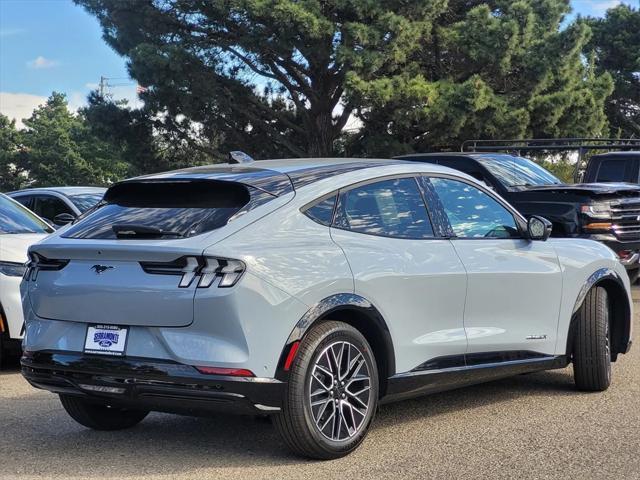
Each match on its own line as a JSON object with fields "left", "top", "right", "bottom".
{"left": 596, "top": 159, "right": 627, "bottom": 182}
{"left": 334, "top": 177, "right": 434, "bottom": 239}
{"left": 303, "top": 195, "right": 337, "bottom": 226}
{"left": 62, "top": 181, "right": 254, "bottom": 239}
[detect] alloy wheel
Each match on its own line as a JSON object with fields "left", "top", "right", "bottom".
{"left": 308, "top": 341, "right": 372, "bottom": 441}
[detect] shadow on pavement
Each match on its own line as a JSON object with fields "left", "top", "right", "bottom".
{"left": 2, "top": 366, "right": 582, "bottom": 477}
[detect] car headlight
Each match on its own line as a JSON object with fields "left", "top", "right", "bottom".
{"left": 0, "top": 261, "right": 27, "bottom": 277}
{"left": 581, "top": 201, "right": 612, "bottom": 220}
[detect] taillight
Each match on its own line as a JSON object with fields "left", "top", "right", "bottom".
{"left": 140, "top": 256, "right": 245, "bottom": 288}
{"left": 24, "top": 252, "right": 69, "bottom": 281}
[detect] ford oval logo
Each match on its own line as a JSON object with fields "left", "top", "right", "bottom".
{"left": 91, "top": 265, "right": 114, "bottom": 274}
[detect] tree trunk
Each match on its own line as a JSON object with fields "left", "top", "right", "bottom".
{"left": 306, "top": 109, "right": 336, "bottom": 157}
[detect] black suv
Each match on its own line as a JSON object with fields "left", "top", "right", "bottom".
{"left": 397, "top": 152, "right": 640, "bottom": 281}
{"left": 583, "top": 151, "right": 640, "bottom": 184}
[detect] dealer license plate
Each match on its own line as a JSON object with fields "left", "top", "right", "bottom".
{"left": 84, "top": 324, "right": 128, "bottom": 356}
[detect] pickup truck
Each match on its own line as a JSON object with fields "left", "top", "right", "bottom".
{"left": 397, "top": 152, "right": 640, "bottom": 281}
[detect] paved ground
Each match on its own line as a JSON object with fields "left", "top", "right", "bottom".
{"left": 1, "top": 293, "right": 639, "bottom": 480}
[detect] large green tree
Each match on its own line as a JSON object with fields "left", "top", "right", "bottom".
{"left": 75, "top": 0, "right": 445, "bottom": 157}
{"left": 0, "top": 115, "right": 27, "bottom": 191}
{"left": 346, "top": 0, "right": 615, "bottom": 156}
{"left": 82, "top": 91, "right": 216, "bottom": 173}
{"left": 2, "top": 92, "right": 130, "bottom": 189}
{"left": 585, "top": 4, "right": 640, "bottom": 138}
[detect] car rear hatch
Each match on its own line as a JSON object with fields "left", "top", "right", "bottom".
{"left": 25, "top": 169, "right": 292, "bottom": 327}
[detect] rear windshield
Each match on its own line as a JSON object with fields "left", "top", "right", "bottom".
{"left": 596, "top": 159, "right": 627, "bottom": 182}
{"left": 0, "top": 194, "right": 53, "bottom": 234}
{"left": 62, "top": 181, "right": 253, "bottom": 239}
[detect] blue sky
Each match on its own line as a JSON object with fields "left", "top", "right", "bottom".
{"left": 0, "top": 0, "right": 637, "bottom": 127}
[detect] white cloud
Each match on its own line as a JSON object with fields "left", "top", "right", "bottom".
{"left": 0, "top": 82, "right": 144, "bottom": 130}
{"left": 0, "top": 92, "right": 47, "bottom": 129}
{"left": 67, "top": 91, "right": 87, "bottom": 112}
{"left": 0, "top": 28, "right": 25, "bottom": 38}
{"left": 573, "top": 0, "right": 630, "bottom": 16}
{"left": 26, "top": 56, "right": 59, "bottom": 69}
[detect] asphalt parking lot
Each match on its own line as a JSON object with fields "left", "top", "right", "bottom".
{"left": 1, "top": 292, "right": 638, "bottom": 480}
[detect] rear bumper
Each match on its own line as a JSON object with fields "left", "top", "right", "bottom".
{"left": 21, "top": 351, "right": 285, "bottom": 415}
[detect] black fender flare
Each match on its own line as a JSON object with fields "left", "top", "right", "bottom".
{"left": 567, "top": 268, "right": 631, "bottom": 359}
{"left": 274, "top": 293, "right": 396, "bottom": 382}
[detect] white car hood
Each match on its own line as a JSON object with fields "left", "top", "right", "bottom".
{"left": 0, "top": 233, "right": 47, "bottom": 263}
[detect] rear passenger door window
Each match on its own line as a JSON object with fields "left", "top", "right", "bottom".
{"left": 429, "top": 177, "right": 520, "bottom": 239}
{"left": 12, "top": 195, "right": 34, "bottom": 210}
{"left": 334, "top": 177, "right": 434, "bottom": 239}
{"left": 33, "top": 195, "right": 74, "bottom": 223}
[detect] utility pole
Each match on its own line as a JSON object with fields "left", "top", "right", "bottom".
{"left": 99, "top": 76, "right": 106, "bottom": 97}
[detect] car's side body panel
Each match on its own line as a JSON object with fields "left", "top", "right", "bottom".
{"left": 330, "top": 229, "right": 468, "bottom": 373}
{"left": 451, "top": 238, "right": 562, "bottom": 356}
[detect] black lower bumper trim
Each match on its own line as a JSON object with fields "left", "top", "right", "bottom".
{"left": 21, "top": 351, "right": 284, "bottom": 416}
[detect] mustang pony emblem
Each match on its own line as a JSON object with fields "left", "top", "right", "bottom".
{"left": 91, "top": 265, "right": 114, "bottom": 274}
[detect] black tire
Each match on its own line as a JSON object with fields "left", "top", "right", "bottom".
{"left": 573, "top": 286, "right": 612, "bottom": 391}
{"left": 273, "top": 321, "right": 379, "bottom": 459}
{"left": 59, "top": 394, "right": 149, "bottom": 430}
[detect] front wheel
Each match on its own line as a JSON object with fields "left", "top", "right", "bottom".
{"left": 573, "top": 286, "right": 612, "bottom": 391}
{"left": 273, "top": 321, "right": 379, "bottom": 459}
{"left": 59, "top": 395, "right": 149, "bottom": 430}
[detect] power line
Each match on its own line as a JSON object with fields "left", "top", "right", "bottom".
{"left": 98, "top": 76, "right": 136, "bottom": 96}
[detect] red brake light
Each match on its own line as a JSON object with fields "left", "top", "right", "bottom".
{"left": 195, "top": 366, "right": 255, "bottom": 377}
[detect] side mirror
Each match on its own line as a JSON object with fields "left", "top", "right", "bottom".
{"left": 528, "top": 215, "right": 552, "bottom": 241}
{"left": 53, "top": 212, "right": 76, "bottom": 226}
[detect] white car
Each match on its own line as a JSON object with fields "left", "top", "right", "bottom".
{"left": 20, "top": 158, "right": 633, "bottom": 459}
{"left": 0, "top": 193, "right": 52, "bottom": 366}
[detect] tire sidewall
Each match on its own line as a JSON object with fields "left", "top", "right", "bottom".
{"left": 602, "top": 299, "right": 612, "bottom": 383}
{"left": 293, "top": 323, "right": 379, "bottom": 456}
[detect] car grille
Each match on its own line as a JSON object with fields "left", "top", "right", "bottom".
{"left": 611, "top": 199, "right": 640, "bottom": 240}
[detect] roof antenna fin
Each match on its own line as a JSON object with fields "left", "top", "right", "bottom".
{"left": 229, "top": 151, "right": 254, "bottom": 164}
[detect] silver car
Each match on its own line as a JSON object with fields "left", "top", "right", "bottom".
{"left": 21, "top": 158, "right": 633, "bottom": 459}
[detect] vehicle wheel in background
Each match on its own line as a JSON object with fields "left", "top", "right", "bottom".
{"left": 273, "top": 321, "right": 379, "bottom": 459}
{"left": 59, "top": 395, "right": 149, "bottom": 430}
{"left": 573, "top": 286, "right": 612, "bottom": 391}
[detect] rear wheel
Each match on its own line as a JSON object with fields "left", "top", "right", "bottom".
{"left": 59, "top": 395, "right": 149, "bottom": 430}
{"left": 573, "top": 286, "right": 612, "bottom": 391}
{"left": 273, "top": 321, "right": 379, "bottom": 459}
